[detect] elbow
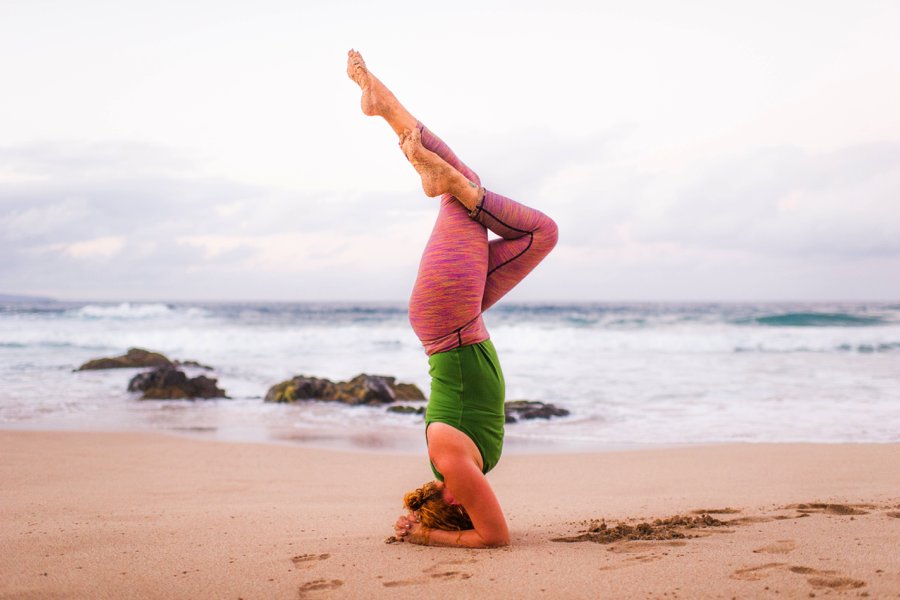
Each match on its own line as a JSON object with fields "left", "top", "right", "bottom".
{"left": 481, "top": 533, "right": 510, "bottom": 548}
{"left": 477, "top": 527, "right": 510, "bottom": 548}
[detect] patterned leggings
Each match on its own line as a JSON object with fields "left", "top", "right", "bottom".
{"left": 408, "top": 123, "right": 559, "bottom": 355}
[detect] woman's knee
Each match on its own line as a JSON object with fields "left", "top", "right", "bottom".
{"left": 534, "top": 216, "right": 558, "bottom": 254}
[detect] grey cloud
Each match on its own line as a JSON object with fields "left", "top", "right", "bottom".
{"left": 4, "top": 135, "right": 898, "bottom": 301}
{"left": 0, "top": 141, "right": 429, "bottom": 246}
{"left": 549, "top": 140, "right": 900, "bottom": 260}
{"left": 638, "top": 142, "right": 900, "bottom": 258}
{"left": 0, "top": 141, "right": 198, "bottom": 179}
{"left": 0, "top": 140, "right": 428, "bottom": 299}
{"left": 451, "top": 126, "right": 626, "bottom": 198}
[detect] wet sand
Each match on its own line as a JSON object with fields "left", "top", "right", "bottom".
{"left": 1, "top": 430, "right": 898, "bottom": 599}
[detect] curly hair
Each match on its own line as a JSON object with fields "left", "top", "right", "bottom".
{"left": 403, "top": 481, "right": 473, "bottom": 531}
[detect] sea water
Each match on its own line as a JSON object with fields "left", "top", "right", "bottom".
{"left": 1, "top": 301, "right": 898, "bottom": 452}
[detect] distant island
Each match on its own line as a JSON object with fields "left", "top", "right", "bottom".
{"left": 0, "top": 293, "right": 57, "bottom": 303}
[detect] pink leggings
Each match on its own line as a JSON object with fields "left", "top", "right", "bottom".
{"left": 408, "top": 123, "right": 559, "bottom": 355}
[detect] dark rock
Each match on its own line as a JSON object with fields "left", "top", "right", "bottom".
{"left": 504, "top": 400, "right": 570, "bottom": 424}
{"left": 265, "top": 376, "right": 336, "bottom": 403}
{"left": 340, "top": 373, "right": 396, "bottom": 405}
{"left": 174, "top": 359, "right": 214, "bottom": 371}
{"left": 265, "top": 373, "right": 425, "bottom": 406}
{"left": 128, "top": 367, "right": 227, "bottom": 400}
{"left": 78, "top": 347, "right": 173, "bottom": 370}
{"left": 387, "top": 405, "right": 426, "bottom": 415}
{"left": 393, "top": 382, "right": 426, "bottom": 401}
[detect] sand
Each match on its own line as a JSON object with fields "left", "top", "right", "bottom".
{"left": 1, "top": 431, "right": 898, "bottom": 599}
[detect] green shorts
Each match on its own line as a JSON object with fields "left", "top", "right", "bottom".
{"left": 425, "top": 339, "right": 506, "bottom": 481}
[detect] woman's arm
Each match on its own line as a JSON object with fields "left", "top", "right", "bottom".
{"left": 397, "top": 426, "right": 509, "bottom": 548}
{"left": 436, "top": 455, "right": 509, "bottom": 547}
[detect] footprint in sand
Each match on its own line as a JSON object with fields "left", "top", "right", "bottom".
{"left": 729, "top": 562, "right": 786, "bottom": 581}
{"left": 627, "top": 554, "right": 664, "bottom": 564}
{"left": 790, "top": 566, "right": 866, "bottom": 591}
{"left": 752, "top": 539, "right": 796, "bottom": 554}
{"left": 608, "top": 540, "right": 688, "bottom": 554}
{"left": 807, "top": 575, "right": 867, "bottom": 590}
{"left": 789, "top": 566, "right": 834, "bottom": 575}
{"left": 292, "top": 554, "right": 331, "bottom": 569}
{"left": 430, "top": 571, "right": 473, "bottom": 581}
{"left": 785, "top": 502, "right": 872, "bottom": 516}
{"left": 383, "top": 572, "right": 473, "bottom": 588}
{"left": 728, "top": 515, "right": 776, "bottom": 525}
{"left": 297, "top": 579, "right": 343, "bottom": 598}
{"left": 885, "top": 511, "right": 900, "bottom": 519}
{"left": 594, "top": 540, "right": 688, "bottom": 571}
{"left": 690, "top": 508, "right": 741, "bottom": 515}
{"left": 732, "top": 563, "right": 867, "bottom": 591}
{"left": 382, "top": 580, "right": 418, "bottom": 588}
{"left": 383, "top": 559, "right": 477, "bottom": 587}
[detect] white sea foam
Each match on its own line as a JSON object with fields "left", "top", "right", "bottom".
{"left": 1, "top": 301, "right": 898, "bottom": 449}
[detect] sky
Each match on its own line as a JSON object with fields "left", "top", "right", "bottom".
{"left": 2, "top": 0, "right": 899, "bottom": 302}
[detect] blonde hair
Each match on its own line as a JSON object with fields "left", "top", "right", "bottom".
{"left": 403, "top": 481, "right": 473, "bottom": 531}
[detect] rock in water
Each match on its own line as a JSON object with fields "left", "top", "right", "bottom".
{"left": 504, "top": 400, "right": 570, "bottom": 423}
{"left": 265, "top": 373, "right": 425, "bottom": 406}
{"left": 386, "top": 405, "right": 426, "bottom": 415}
{"left": 334, "top": 374, "right": 397, "bottom": 405}
{"left": 128, "top": 367, "right": 227, "bottom": 400}
{"left": 174, "top": 359, "right": 214, "bottom": 370}
{"left": 77, "top": 347, "right": 173, "bottom": 370}
{"left": 265, "top": 376, "right": 337, "bottom": 403}
{"left": 393, "top": 382, "right": 426, "bottom": 401}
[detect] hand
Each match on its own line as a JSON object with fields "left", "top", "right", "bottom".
{"left": 393, "top": 511, "right": 418, "bottom": 539}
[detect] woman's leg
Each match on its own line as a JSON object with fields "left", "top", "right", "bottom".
{"left": 346, "top": 50, "right": 417, "bottom": 137}
{"left": 407, "top": 180, "right": 490, "bottom": 355}
{"left": 349, "top": 50, "right": 556, "bottom": 348}
{"left": 348, "top": 51, "right": 489, "bottom": 353}
{"left": 406, "top": 126, "right": 559, "bottom": 313}
{"left": 403, "top": 127, "right": 558, "bottom": 352}
{"left": 475, "top": 190, "right": 559, "bottom": 311}
{"left": 418, "top": 124, "right": 481, "bottom": 187}
{"left": 347, "top": 50, "right": 482, "bottom": 209}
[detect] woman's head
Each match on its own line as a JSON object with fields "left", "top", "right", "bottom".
{"left": 403, "top": 481, "right": 472, "bottom": 530}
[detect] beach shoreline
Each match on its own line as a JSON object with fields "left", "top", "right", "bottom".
{"left": 2, "top": 430, "right": 898, "bottom": 599}
{"left": 4, "top": 300, "right": 899, "bottom": 451}
{"left": 0, "top": 419, "right": 704, "bottom": 457}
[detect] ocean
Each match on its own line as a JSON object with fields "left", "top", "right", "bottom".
{"left": 1, "top": 300, "right": 898, "bottom": 453}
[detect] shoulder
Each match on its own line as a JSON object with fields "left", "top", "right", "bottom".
{"left": 426, "top": 422, "right": 484, "bottom": 474}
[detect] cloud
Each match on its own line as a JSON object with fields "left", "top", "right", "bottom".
{"left": 2, "top": 135, "right": 899, "bottom": 301}
{"left": 61, "top": 235, "right": 126, "bottom": 260}
{"left": 453, "top": 126, "right": 628, "bottom": 198}
{"left": 0, "top": 141, "right": 196, "bottom": 181}
{"left": 0, "top": 140, "right": 432, "bottom": 300}
{"left": 460, "top": 135, "right": 900, "bottom": 301}
{"left": 638, "top": 142, "right": 900, "bottom": 258}
{"left": 544, "top": 140, "right": 900, "bottom": 260}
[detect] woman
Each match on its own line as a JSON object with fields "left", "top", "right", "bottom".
{"left": 347, "top": 50, "right": 558, "bottom": 548}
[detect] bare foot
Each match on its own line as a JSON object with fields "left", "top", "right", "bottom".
{"left": 400, "top": 128, "right": 455, "bottom": 197}
{"left": 346, "top": 49, "right": 399, "bottom": 119}
{"left": 400, "top": 128, "right": 481, "bottom": 209}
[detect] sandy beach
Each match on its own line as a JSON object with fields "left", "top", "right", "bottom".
{"left": 1, "top": 431, "right": 898, "bottom": 599}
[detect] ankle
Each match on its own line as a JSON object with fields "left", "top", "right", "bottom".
{"left": 452, "top": 179, "right": 482, "bottom": 212}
